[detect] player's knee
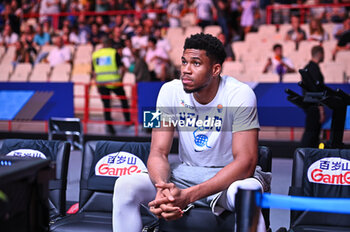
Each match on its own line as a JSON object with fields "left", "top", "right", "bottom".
{"left": 113, "top": 175, "right": 140, "bottom": 204}
{"left": 226, "top": 178, "right": 262, "bottom": 208}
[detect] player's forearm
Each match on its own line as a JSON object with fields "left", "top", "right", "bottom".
{"left": 147, "top": 153, "right": 171, "bottom": 186}
{"left": 186, "top": 157, "right": 256, "bottom": 203}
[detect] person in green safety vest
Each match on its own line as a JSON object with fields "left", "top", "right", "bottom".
{"left": 92, "top": 36, "right": 130, "bottom": 135}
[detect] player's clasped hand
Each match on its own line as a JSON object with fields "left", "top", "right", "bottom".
{"left": 148, "top": 183, "right": 190, "bottom": 221}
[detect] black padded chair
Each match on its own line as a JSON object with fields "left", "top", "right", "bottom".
{"left": 48, "top": 117, "right": 84, "bottom": 150}
{"left": 288, "top": 148, "right": 350, "bottom": 232}
{"left": 158, "top": 146, "right": 272, "bottom": 232}
{"left": 50, "top": 140, "right": 157, "bottom": 232}
{"left": 0, "top": 139, "right": 71, "bottom": 221}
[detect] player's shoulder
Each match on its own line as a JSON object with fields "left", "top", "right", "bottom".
{"left": 221, "top": 75, "right": 252, "bottom": 93}
{"left": 160, "top": 79, "right": 183, "bottom": 92}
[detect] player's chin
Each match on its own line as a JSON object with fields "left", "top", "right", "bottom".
{"left": 183, "top": 86, "right": 194, "bottom": 94}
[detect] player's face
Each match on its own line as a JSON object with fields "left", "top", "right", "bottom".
{"left": 180, "top": 49, "right": 215, "bottom": 93}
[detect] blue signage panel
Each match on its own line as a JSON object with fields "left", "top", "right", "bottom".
{"left": 0, "top": 82, "right": 74, "bottom": 120}
{"left": 0, "top": 90, "right": 34, "bottom": 120}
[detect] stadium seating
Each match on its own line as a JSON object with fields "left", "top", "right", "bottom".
{"left": 1, "top": 46, "right": 16, "bottom": 65}
{"left": 203, "top": 25, "right": 222, "bottom": 37}
{"left": 10, "top": 63, "right": 32, "bottom": 82}
{"left": 30, "top": 63, "right": 51, "bottom": 82}
{"left": 50, "top": 140, "right": 156, "bottom": 232}
{"left": 0, "top": 63, "right": 13, "bottom": 81}
{"left": 51, "top": 63, "right": 71, "bottom": 82}
{"left": 288, "top": 148, "right": 350, "bottom": 232}
{"left": 184, "top": 26, "right": 202, "bottom": 38}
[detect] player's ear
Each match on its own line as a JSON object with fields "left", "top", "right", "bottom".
{"left": 212, "top": 63, "right": 221, "bottom": 77}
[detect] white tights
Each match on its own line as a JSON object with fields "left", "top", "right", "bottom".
{"left": 112, "top": 173, "right": 266, "bottom": 232}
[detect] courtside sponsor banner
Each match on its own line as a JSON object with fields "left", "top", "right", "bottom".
{"left": 307, "top": 157, "right": 350, "bottom": 185}
{"left": 6, "top": 149, "right": 47, "bottom": 159}
{"left": 95, "top": 151, "right": 147, "bottom": 177}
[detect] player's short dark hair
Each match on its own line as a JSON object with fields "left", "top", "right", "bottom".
{"left": 184, "top": 33, "right": 226, "bottom": 65}
{"left": 311, "top": 45, "right": 324, "bottom": 58}
{"left": 273, "top": 43, "right": 282, "bottom": 51}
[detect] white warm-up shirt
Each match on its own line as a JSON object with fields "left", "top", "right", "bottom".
{"left": 156, "top": 75, "right": 259, "bottom": 167}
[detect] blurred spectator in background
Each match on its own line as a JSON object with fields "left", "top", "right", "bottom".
{"left": 109, "top": 15, "right": 123, "bottom": 29}
{"left": 217, "top": 32, "right": 235, "bottom": 61}
{"left": 69, "top": 25, "right": 80, "bottom": 44}
{"left": 95, "top": 15, "right": 109, "bottom": 33}
{"left": 285, "top": 15, "right": 306, "bottom": 49}
{"left": 90, "top": 23, "right": 105, "bottom": 46}
{"left": 213, "top": 0, "right": 230, "bottom": 39}
{"left": 95, "top": 0, "right": 109, "bottom": 12}
{"left": 154, "top": 27, "right": 171, "bottom": 53}
{"left": 39, "top": 0, "right": 60, "bottom": 26}
{"left": 34, "top": 23, "right": 51, "bottom": 46}
{"left": 119, "top": 16, "right": 135, "bottom": 37}
{"left": 333, "top": 16, "right": 350, "bottom": 40}
{"left": 308, "top": 18, "right": 329, "bottom": 42}
{"left": 47, "top": 35, "right": 72, "bottom": 67}
{"left": 309, "top": 0, "right": 327, "bottom": 21}
{"left": 0, "top": 23, "right": 18, "bottom": 46}
{"left": 121, "top": 36, "right": 135, "bottom": 72}
{"left": 20, "top": 24, "right": 35, "bottom": 47}
{"left": 61, "top": 24, "right": 71, "bottom": 44}
{"left": 259, "top": 0, "right": 271, "bottom": 25}
{"left": 134, "top": 49, "right": 152, "bottom": 82}
{"left": 240, "top": 0, "right": 257, "bottom": 35}
{"left": 43, "top": 20, "right": 54, "bottom": 36}
{"left": 194, "top": 0, "right": 217, "bottom": 28}
{"left": 263, "top": 43, "right": 295, "bottom": 81}
{"left": 300, "top": 45, "right": 325, "bottom": 148}
{"left": 111, "top": 26, "right": 125, "bottom": 50}
{"left": 77, "top": 15, "right": 91, "bottom": 44}
{"left": 13, "top": 40, "right": 37, "bottom": 66}
{"left": 167, "top": 0, "right": 182, "bottom": 27}
{"left": 145, "top": 37, "right": 169, "bottom": 82}
{"left": 332, "top": 17, "right": 350, "bottom": 60}
{"left": 326, "top": 0, "right": 347, "bottom": 23}
{"left": 228, "top": 0, "right": 241, "bottom": 41}
{"left": 131, "top": 25, "right": 148, "bottom": 58}
{"left": 2, "top": 2, "right": 21, "bottom": 34}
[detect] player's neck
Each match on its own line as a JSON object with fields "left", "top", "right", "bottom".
{"left": 193, "top": 76, "right": 220, "bottom": 105}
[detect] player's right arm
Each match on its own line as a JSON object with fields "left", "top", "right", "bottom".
{"left": 147, "top": 125, "right": 175, "bottom": 186}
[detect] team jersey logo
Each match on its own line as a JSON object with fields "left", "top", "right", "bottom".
{"left": 307, "top": 157, "right": 350, "bottom": 185}
{"left": 193, "top": 127, "right": 211, "bottom": 152}
{"left": 6, "top": 149, "right": 47, "bottom": 159}
{"left": 95, "top": 151, "right": 147, "bottom": 177}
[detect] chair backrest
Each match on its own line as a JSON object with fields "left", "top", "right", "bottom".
{"left": 289, "top": 148, "right": 350, "bottom": 229}
{"left": 0, "top": 139, "right": 71, "bottom": 219}
{"left": 49, "top": 117, "right": 83, "bottom": 150}
{"left": 78, "top": 140, "right": 151, "bottom": 213}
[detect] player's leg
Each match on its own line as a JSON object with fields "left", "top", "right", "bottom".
{"left": 112, "top": 173, "right": 156, "bottom": 232}
{"left": 215, "top": 178, "right": 266, "bottom": 232}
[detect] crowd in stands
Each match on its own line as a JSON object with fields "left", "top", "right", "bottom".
{"left": 0, "top": 0, "right": 349, "bottom": 83}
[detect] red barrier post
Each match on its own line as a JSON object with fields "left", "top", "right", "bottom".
{"left": 83, "top": 84, "right": 90, "bottom": 134}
